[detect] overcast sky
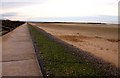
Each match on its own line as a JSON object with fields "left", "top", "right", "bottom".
{"left": 0, "top": 0, "right": 119, "bottom": 23}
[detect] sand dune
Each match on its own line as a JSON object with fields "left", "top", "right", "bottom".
{"left": 31, "top": 22, "right": 118, "bottom": 67}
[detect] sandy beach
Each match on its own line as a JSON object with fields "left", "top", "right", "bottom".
{"left": 31, "top": 22, "right": 119, "bottom": 67}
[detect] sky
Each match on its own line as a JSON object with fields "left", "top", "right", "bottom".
{"left": 0, "top": 0, "right": 119, "bottom": 23}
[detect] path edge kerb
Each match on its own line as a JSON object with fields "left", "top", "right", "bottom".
{"left": 28, "top": 23, "right": 119, "bottom": 76}
{"left": 27, "top": 24, "right": 45, "bottom": 78}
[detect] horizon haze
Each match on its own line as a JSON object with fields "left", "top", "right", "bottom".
{"left": 0, "top": 0, "right": 119, "bottom": 24}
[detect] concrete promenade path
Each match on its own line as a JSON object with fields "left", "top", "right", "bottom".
{"left": 2, "top": 23, "right": 42, "bottom": 76}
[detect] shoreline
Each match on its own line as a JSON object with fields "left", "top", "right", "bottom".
{"left": 30, "top": 21, "right": 118, "bottom": 25}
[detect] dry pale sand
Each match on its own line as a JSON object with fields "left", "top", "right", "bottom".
{"left": 31, "top": 23, "right": 119, "bottom": 67}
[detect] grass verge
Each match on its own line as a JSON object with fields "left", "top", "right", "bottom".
{"left": 28, "top": 25, "right": 105, "bottom": 77}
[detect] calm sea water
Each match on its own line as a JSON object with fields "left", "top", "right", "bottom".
{"left": 30, "top": 15, "right": 118, "bottom": 24}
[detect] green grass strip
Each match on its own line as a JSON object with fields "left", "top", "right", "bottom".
{"left": 29, "top": 25, "right": 105, "bottom": 77}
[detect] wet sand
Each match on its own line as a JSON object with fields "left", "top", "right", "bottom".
{"left": 31, "top": 22, "right": 118, "bottom": 67}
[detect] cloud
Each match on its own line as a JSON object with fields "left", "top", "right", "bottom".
{"left": 1, "top": 2, "right": 37, "bottom": 9}
{"left": 0, "top": 0, "right": 118, "bottom": 23}
{"left": 1, "top": 0, "right": 48, "bottom": 9}
{"left": 2, "top": 0, "right": 46, "bottom": 2}
{"left": 1, "top": 12, "right": 18, "bottom": 17}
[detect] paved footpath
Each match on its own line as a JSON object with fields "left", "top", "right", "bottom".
{"left": 2, "top": 23, "right": 42, "bottom": 76}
